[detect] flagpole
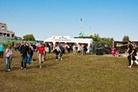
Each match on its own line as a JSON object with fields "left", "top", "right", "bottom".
{"left": 80, "top": 18, "right": 82, "bottom": 36}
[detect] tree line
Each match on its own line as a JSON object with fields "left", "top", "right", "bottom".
{"left": 14, "top": 34, "right": 130, "bottom": 48}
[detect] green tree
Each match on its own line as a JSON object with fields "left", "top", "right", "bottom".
{"left": 90, "top": 34, "right": 114, "bottom": 54}
{"left": 90, "top": 34, "right": 114, "bottom": 48}
{"left": 100, "top": 37, "right": 114, "bottom": 48}
{"left": 23, "top": 34, "right": 35, "bottom": 41}
{"left": 122, "top": 35, "right": 130, "bottom": 42}
{"left": 90, "top": 34, "right": 100, "bottom": 41}
{"left": 14, "top": 36, "right": 18, "bottom": 40}
{"left": 91, "top": 41, "right": 101, "bottom": 54}
{"left": 14, "top": 36, "right": 22, "bottom": 40}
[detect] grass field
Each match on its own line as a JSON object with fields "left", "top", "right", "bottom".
{"left": 0, "top": 51, "right": 138, "bottom": 92}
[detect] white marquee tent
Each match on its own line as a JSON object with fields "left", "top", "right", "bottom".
{"left": 44, "top": 36, "right": 93, "bottom": 48}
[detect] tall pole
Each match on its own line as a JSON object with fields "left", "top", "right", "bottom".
{"left": 80, "top": 18, "right": 82, "bottom": 32}
{"left": 80, "top": 18, "right": 83, "bottom": 37}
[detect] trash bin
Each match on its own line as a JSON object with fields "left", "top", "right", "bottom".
{"left": 96, "top": 48, "right": 103, "bottom": 55}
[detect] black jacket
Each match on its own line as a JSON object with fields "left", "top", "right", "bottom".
{"left": 20, "top": 45, "right": 29, "bottom": 58}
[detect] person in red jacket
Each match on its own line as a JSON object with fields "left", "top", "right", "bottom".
{"left": 37, "top": 43, "right": 45, "bottom": 68}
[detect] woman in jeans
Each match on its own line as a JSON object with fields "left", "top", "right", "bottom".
{"left": 5, "top": 45, "right": 12, "bottom": 72}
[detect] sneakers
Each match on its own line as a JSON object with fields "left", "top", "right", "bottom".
{"left": 8, "top": 69, "right": 10, "bottom": 71}
{"left": 21, "top": 67, "right": 23, "bottom": 70}
{"left": 128, "top": 66, "right": 132, "bottom": 68}
{"left": 21, "top": 67, "right": 26, "bottom": 70}
{"left": 6, "top": 69, "right": 10, "bottom": 72}
{"left": 40, "top": 65, "right": 42, "bottom": 69}
{"left": 56, "top": 58, "right": 63, "bottom": 61}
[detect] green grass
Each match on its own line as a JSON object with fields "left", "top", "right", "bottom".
{"left": 0, "top": 51, "right": 138, "bottom": 92}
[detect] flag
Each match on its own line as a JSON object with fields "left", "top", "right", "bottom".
{"left": 79, "top": 32, "right": 83, "bottom": 36}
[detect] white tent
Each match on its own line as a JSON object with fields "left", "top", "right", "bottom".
{"left": 44, "top": 36, "right": 93, "bottom": 48}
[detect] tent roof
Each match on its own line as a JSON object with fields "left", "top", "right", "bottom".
{"left": 44, "top": 36, "right": 93, "bottom": 44}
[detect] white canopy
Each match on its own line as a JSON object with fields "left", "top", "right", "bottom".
{"left": 44, "top": 36, "right": 93, "bottom": 47}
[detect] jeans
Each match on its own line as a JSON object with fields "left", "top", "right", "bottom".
{"left": 30, "top": 53, "right": 33, "bottom": 61}
{"left": 21, "top": 55, "right": 27, "bottom": 69}
{"left": 60, "top": 52, "right": 63, "bottom": 58}
{"left": 55, "top": 54, "right": 59, "bottom": 59}
{"left": 6, "top": 57, "right": 11, "bottom": 70}
{"left": 82, "top": 48, "right": 85, "bottom": 55}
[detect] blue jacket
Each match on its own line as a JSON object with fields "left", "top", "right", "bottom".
{"left": 0, "top": 45, "right": 4, "bottom": 52}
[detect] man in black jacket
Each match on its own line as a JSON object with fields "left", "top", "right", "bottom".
{"left": 20, "top": 41, "right": 29, "bottom": 70}
{"left": 127, "top": 41, "right": 133, "bottom": 68}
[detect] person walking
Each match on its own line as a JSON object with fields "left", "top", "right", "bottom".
{"left": 29, "top": 43, "right": 34, "bottom": 61}
{"left": 128, "top": 44, "right": 138, "bottom": 68}
{"left": 53, "top": 44, "right": 61, "bottom": 61}
{"left": 37, "top": 43, "right": 45, "bottom": 68}
{"left": 81, "top": 44, "right": 84, "bottom": 55}
{"left": 59, "top": 43, "right": 64, "bottom": 60}
{"left": 20, "top": 41, "right": 29, "bottom": 70}
{"left": 0, "top": 43, "right": 4, "bottom": 58}
{"left": 44, "top": 43, "right": 47, "bottom": 61}
{"left": 127, "top": 41, "right": 133, "bottom": 67}
{"left": 5, "top": 45, "right": 12, "bottom": 72}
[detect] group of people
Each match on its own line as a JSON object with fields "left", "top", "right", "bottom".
{"left": 19, "top": 41, "right": 47, "bottom": 70}
{"left": 111, "top": 47, "right": 119, "bottom": 57}
{"left": 2, "top": 41, "right": 90, "bottom": 72}
{"left": 1, "top": 40, "right": 138, "bottom": 72}
{"left": 0, "top": 41, "right": 47, "bottom": 72}
{"left": 3, "top": 41, "right": 77, "bottom": 72}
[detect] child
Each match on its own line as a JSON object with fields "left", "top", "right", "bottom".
{"left": 115, "top": 50, "right": 119, "bottom": 57}
{"left": 111, "top": 47, "right": 115, "bottom": 56}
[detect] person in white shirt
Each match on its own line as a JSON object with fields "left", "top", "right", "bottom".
{"left": 5, "top": 45, "right": 12, "bottom": 72}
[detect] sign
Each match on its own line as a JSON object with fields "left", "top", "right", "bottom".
{"left": 52, "top": 36, "right": 70, "bottom": 40}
